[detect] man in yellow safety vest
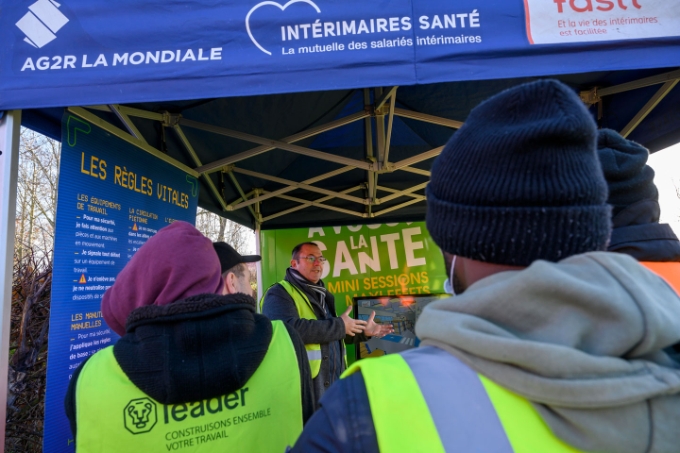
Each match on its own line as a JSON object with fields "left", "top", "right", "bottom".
{"left": 291, "top": 80, "right": 680, "bottom": 453}
{"left": 262, "top": 241, "right": 393, "bottom": 405}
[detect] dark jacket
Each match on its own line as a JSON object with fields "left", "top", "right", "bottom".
{"left": 607, "top": 199, "right": 680, "bottom": 361}
{"left": 262, "top": 269, "right": 367, "bottom": 405}
{"left": 65, "top": 292, "right": 315, "bottom": 438}
{"left": 608, "top": 200, "right": 680, "bottom": 262}
{"left": 290, "top": 373, "right": 377, "bottom": 453}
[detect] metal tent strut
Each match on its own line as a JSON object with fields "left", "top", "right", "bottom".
{"left": 67, "top": 69, "right": 680, "bottom": 226}
{"left": 72, "top": 90, "right": 461, "bottom": 224}
{"left": 580, "top": 68, "right": 680, "bottom": 137}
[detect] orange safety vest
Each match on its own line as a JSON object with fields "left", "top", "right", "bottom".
{"left": 641, "top": 262, "right": 680, "bottom": 295}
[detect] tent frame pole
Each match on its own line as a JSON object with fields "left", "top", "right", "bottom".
{"left": 378, "top": 183, "right": 429, "bottom": 204}
{"left": 597, "top": 68, "right": 680, "bottom": 98}
{"left": 620, "top": 79, "right": 679, "bottom": 138}
{"left": 172, "top": 124, "right": 228, "bottom": 211}
{"left": 67, "top": 107, "right": 199, "bottom": 177}
{"left": 373, "top": 197, "right": 423, "bottom": 217}
{"left": 377, "top": 185, "right": 425, "bottom": 201}
{"left": 579, "top": 69, "right": 680, "bottom": 138}
{"left": 224, "top": 170, "right": 258, "bottom": 222}
{"left": 262, "top": 190, "right": 368, "bottom": 219}
{"left": 180, "top": 118, "right": 373, "bottom": 171}
{"left": 0, "top": 110, "right": 22, "bottom": 453}
{"left": 196, "top": 111, "right": 369, "bottom": 175}
{"left": 390, "top": 146, "right": 444, "bottom": 171}
{"left": 80, "top": 100, "right": 468, "bottom": 223}
{"left": 394, "top": 108, "right": 464, "bottom": 128}
{"left": 229, "top": 167, "right": 367, "bottom": 207}
{"left": 255, "top": 223, "right": 263, "bottom": 309}
{"left": 262, "top": 186, "right": 364, "bottom": 222}
{"left": 364, "top": 89, "right": 376, "bottom": 215}
{"left": 107, "top": 105, "right": 146, "bottom": 142}
{"left": 228, "top": 166, "right": 357, "bottom": 210}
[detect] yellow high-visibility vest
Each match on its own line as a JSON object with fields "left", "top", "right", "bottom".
{"left": 262, "top": 280, "right": 347, "bottom": 378}
{"left": 74, "top": 320, "right": 302, "bottom": 452}
{"left": 344, "top": 347, "right": 584, "bottom": 453}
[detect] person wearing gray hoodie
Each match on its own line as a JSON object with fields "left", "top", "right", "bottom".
{"left": 291, "top": 79, "right": 680, "bottom": 453}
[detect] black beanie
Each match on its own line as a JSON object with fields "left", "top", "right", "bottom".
{"left": 426, "top": 79, "right": 611, "bottom": 266}
{"left": 597, "top": 128, "right": 657, "bottom": 217}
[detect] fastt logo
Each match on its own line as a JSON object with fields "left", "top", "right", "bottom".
{"left": 124, "top": 398, "right": 158, "bottom": 435}
{"left": 15, "top": 0, "right": 69, "bottom": 49}
{"left": 553, "top": 0, "right": 642, "bottom": 13}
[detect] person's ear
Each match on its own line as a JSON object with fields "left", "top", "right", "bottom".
{"left": 223, "top": 272, "right": 237, "bottom": 295}
{"left": 290, "top": 258, "right": 298, "bottom": 269}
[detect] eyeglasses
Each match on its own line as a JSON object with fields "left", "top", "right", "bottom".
{"left": 298, "top": 255, "right": 327, "bottom": 264}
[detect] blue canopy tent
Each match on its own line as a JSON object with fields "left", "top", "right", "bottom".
{"left": 2, "top": 1, "right": 680, "bottom": 230}
{"left": 1, "top": 0, "right": 680, "bottom": 449}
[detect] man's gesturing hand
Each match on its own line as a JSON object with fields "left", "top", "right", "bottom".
{"left": 364, "top": 311, "right": 394, "bottom": 338}
{"left": 341, "top": 306, "right": 367, "bottom": 336}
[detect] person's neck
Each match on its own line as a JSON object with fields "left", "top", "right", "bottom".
{"left": 461, "top": 257, "right": 525, "bottom": 288}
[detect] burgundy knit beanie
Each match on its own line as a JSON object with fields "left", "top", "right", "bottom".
{"left": 101, "top": 221, "right": 223, "bottom": 336}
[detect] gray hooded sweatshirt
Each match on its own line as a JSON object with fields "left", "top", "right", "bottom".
{"left": 417, "top": 252, "right": 680, "bottom": 453}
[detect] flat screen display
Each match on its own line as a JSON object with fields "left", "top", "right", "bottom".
{"left": 353, "top": 294, "right": 448, "bottom": 360}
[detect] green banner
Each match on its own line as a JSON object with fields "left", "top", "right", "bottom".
{"left": 260, "top": 222, "right": 447, "bottom": 360}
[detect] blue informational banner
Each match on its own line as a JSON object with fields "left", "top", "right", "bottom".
{"left": 1, "top": 0, "right": 679, "bottom": 110}
{"left": 43, "top": 113, "right": 199, "bottom": 452}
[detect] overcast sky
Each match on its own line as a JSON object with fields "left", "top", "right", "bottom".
{"left": 649, "top": 143, "right": 680, "bottom": 236}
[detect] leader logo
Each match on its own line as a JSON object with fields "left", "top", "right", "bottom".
{"left": 124, "top": 398, "right": 158, "bottom": 435}
{"left": 16, "top": 0, "right": 69, "bottom": 49}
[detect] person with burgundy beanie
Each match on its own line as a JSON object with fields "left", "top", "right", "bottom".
{"left": 65, "top": 221, "right": 314, "bottom": 452}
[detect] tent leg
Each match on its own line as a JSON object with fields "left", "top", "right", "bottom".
{"left": 0, "top": 110, "right": 22, "bottom": 453}
{"left": 255, "top": 224, "right": 263, "bottom": 311}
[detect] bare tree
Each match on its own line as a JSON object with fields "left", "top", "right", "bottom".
{"left": 6, "top": 249, "right": 52, "bottom": 453}
{"left": 194, "top": 208, "right": 255, "bottom": 254}
{"left": 195, "top": 209, "right": 257, "bottom": 291}
{"left": 15, "top": 128, "right": 60, "bottom": 264}
{"left": 5, "top": 129, "right": 59, "bottom": 452}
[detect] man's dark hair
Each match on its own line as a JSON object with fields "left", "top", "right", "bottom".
{"left": 222, "top": 262, "right": 246, "bottom": 279}
{"left": 291, "top": 242, "right": 319, "bottom": 260}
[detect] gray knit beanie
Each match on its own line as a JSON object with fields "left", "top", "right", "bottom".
{"left": 426, "top": 79, "right": 611, "bottom": 266}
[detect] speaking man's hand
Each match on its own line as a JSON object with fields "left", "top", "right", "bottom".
{"left": 341, "top": 306, "right": 367, "bottom": 336}
{"left": 364, "top": 311, "right": 394, "bottom": 338}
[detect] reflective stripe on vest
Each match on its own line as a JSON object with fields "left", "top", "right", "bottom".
{"left": 75, "top": 320, "right": 302, "bottom": 452}
{"left": 263, "top": 280, "right": 346, "bottom": 378}
{"left": 344, "top": 347, "right": 583, "bottom": 453}
{"left": 641, "top": 261, "right": 680, "bottom": 295}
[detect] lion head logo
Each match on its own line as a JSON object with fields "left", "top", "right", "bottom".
{"left": 123, "top": 398, "right": 157, "bottom": 434}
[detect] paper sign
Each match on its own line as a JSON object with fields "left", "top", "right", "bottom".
{"left": 524, "top": 0, "right": 680, "bottom": 44}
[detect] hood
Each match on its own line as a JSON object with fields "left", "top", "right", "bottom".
{"left": 417, "top": 252, "right": 680, "bottom": 453}
{"left": 113, "top": 292, "right": 270, "bottom": 404}
{"left": 102, "top": 221, "right": 224, "bottom": 336}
